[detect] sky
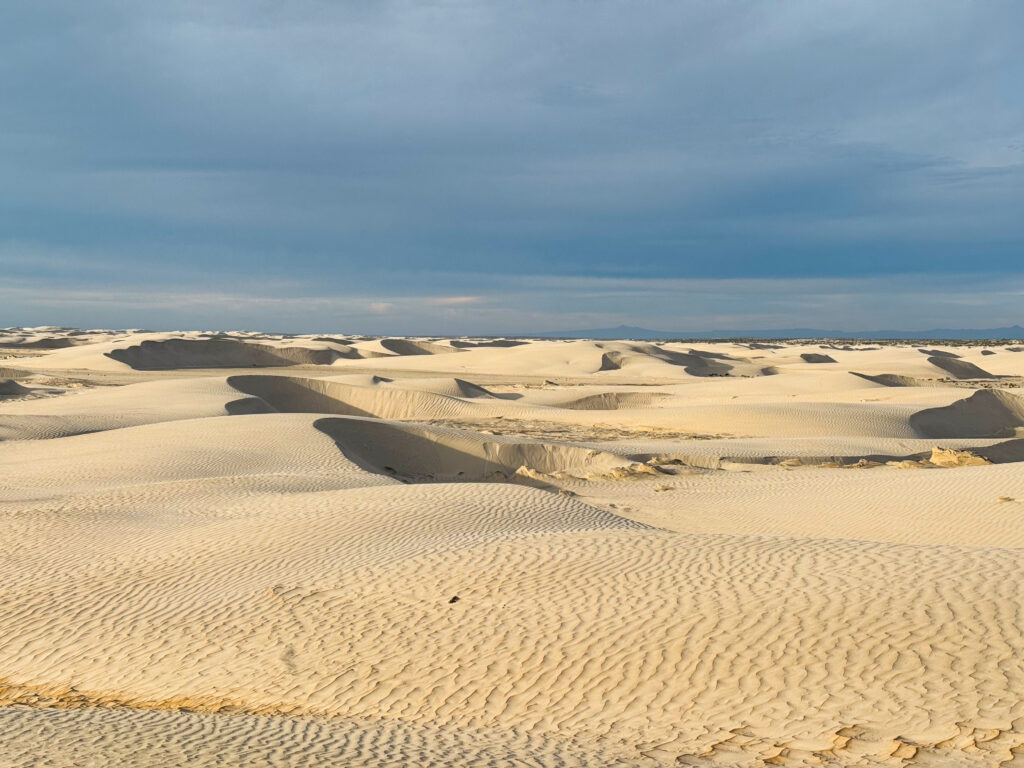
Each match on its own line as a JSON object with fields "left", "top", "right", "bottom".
{"left": 2, "top": 0, "right": 1023, "bottom": 334}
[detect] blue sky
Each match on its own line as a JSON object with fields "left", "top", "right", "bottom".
{"left": 2, "top": 1, "right": 1023, "bottom": 333}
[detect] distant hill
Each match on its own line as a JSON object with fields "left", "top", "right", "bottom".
{"left": 532, "top": 323, "right": 1024, "bottom": 341}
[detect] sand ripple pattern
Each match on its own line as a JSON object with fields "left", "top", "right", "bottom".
{"left": 2, "top": 476, "right": 1022, "bottom": 764}
{"left": 0, "top": 707, "right": 652, "bottom": 768}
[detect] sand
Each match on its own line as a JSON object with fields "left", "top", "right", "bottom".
{"left": 2, "top": 329, "right": 1024, "bottom": 766}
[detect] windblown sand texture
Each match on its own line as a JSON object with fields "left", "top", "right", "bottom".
{"left": 3, "top": 327, "right": 1024, "bottom": 766}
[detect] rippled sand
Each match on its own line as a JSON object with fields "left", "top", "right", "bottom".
{"left": 2, "top": 328, "right": 1023, "bottom": 766}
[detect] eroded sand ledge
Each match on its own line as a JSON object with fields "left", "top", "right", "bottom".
{"left": 2, "top": 328, "right": 1024, "bottom": 767}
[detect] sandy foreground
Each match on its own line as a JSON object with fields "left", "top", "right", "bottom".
{"left": 2, "top": 327, "right": 1024, "bottom": 767}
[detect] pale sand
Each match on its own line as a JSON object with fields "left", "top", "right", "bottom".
{"left": 2, "top": 328, "right": 1024, "bottom": 766}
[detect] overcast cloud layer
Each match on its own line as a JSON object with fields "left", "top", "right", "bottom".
{"left": 2, "top": 1, "right": 1023, "bottom": 333}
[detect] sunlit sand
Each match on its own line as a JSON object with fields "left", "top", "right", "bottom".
{"left": 2, "top": 328, "right": 1023, "bottom": 766}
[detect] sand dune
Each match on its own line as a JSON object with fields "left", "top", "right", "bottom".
{"left": 597, "top": 342, "right": 743, "bottom": 376}
{"left": 11, "top": 332, "right": 382, "bottom": 372}
{"left": 227, "top": 371, "right": 972, "bottom": 440}
{"left": 0, "top": 335, "right": 76, "bottom": 348}
{"left": 0, "top": 377, "right": 264, "bottom": 440}
{"left": 0, "top": 379, "right": 29, "bottom": 396}
{"left": 450, "top": 338, "right": 528, "bottom": 348}
{"left": 310, "top": 338, "right": 764, "bottom": 380}
{"left": 107, "top": 336, "right": 363, "bottom": 368}
{"left": 926, "top": 355, "right": 998, "bottom": 379}
{"left": 378, "top": 376, "right": 511, "bottom": 399}
{"left": 910, "top": 388, "right": 1024, "bottom": 438}
{"left": 343, "top": 337, "right": 463, "bottom": 357}
{"left": 379, "top": 337, "right": 462, "bottom": 355}
{"left": 800, "top": 352, "right": 837, "bottom": 363}
{"left": 228, "top": 373, "right": 504, "bottom": 420}
{"left": 3, "top": 329, "right": 1024, "bottom": 766}
{"left": 850, "top": 371, "right": 925, "bottom": 387}
{"left": 315, "top": 416, "right": 632, "bottom": 481}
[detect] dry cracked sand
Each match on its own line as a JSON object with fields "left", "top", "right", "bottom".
{"left": 2, "top": 327, "right": 1024, "bottom": 766}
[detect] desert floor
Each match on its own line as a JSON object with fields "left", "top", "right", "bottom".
{"left": 2, "top": 327, "right": 1024, "bottom": 767}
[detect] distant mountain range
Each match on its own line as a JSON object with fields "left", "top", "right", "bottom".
{"left": 531, "top": 324, "right": 1024, "bottom": 341}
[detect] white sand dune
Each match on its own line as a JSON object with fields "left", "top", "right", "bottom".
{"left": 14, "top": 332, "right": 372, "bottom": 371}
{"left": 348, "top": 337, "right": 463, "bottom": 357}
{"left": 106, "top": 336, "right": 364, "bottom": 368}
{"left": 2, "top": 330, "right": 1024, "bottom": 766}
{"left": 911, "top": 388, "right": 1024, "bottom": 438}
{"left": 926, "top": 355, "right": 999, "bottom": 380}
{"left": 0, "top": 377, "right": 267, "bottom": 440}
{"left": 315, "top": 416, "right": 633, "bottom": 481}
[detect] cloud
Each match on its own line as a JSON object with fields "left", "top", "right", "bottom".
{"left": 426, "top": 296, "right": 484, "bottom": 306}
{"left": 1, "top": 1, "right": 1022, "bottom": 331}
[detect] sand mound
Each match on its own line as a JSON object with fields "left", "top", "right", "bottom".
{"left": 982, "top": 349, "right": 996, "bottom": 355}
{"left": 106, "top": 337, "right": 360, "bottom": 369}
{"left": 315, "top": 417, "right": 631, "bottom": 482}
{"left": 0, "top": 378, "right": 261, "bottom": 441}
{"left": 2, "top": 336, "right": 76, "bottom": 349}
{"left": 684, "top": 347, "right": 736, "bottom": 360}
{"left": 0, "top": 414, "right": 394, "bottom": 495}
{"left": 849, "top": 371, "right": 926, "bottom": 387}
{"left": 919, "top": 348, "right": 961, "bottom": 358}
{"left": 800, "top": 353, "right": 836, "bottom": 363}
{"left": 311, "top": 335, "right": 354, "bottom": 344}
{"left": 598, "top": 343, "right": 735, "bottom": 376}
{"left": 449, "top": 339, "right": 527, "bottom": 348}
{"left": 648, "top": 346, "right": 734, "bottom": 373}
{"left": 379, "top": 338, "right": 461, "bottom": 356}
{"left": 927, "top": 355, "right": 997, "bottom": 379}
{"left": 972, "top": 438, "right": 1024, "bottom": 464}
{"left": 911, "top": 388, "right": 1024, "bottom": 438}
{"left": 228, "top": 374, "right": 498, "bottom": 421}
{"left": 380, "top": 377, "right": 505, "bottom": 399}
{"left": 0, "top": 379, "right": 30, "bottom": 396}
